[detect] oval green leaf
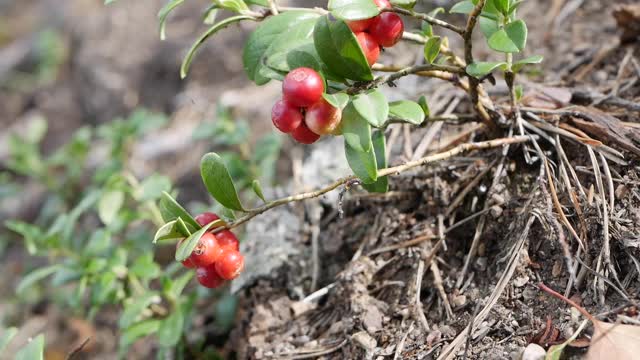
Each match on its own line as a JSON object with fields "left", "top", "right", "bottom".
{"left": 512, "top": 54, "right": 543, "bottom": 72}
{"left": 487, "top": 19, "right": 527, "bottom": 53}
{"left": 17, "top": 265, "right": 62, "bottom": 294}
{"left": 342, "top": 102, "right": 373, "bottom": 153}
{"left": 323, "top": 92, "right": 350, "bottom": 109}
{"left": 328, "top": 0, "right": 380, "bottom": 20}
{"left": 362, "top": 130, "right": 388, "bottom": 192}
{"left": 345, "top": 139, "right": 377, "bottom": 184}
{"left": 200, "top": 152, "right": 245, "bottom": 211}
{"left": 466, "top": 61, "right": 507, "bottom": 77}
{"left": 313, "top": 15, "right": 373, "bottom": 81}
{"left": 389, "top": 100, "right": 425, "bottom": 125}
{"left": 158, "top": 192, "right": 200, "bottom": 230}
{"left": 352, "top": 89, "right": 388, "bottom": 127}
{"left": 157, "top": 306, "right": 184, "bottom": 347}
{"left": 423, "top": 36, "right": 442, "bottom": 64}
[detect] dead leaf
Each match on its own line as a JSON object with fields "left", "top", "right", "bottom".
{"left": 586, "top": 321, "right": 640, "bottom": 360}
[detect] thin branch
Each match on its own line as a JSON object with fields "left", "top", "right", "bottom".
{"left": 348, "top": 63, "right": 465, "bottom": 95}
{"left": 390, "top": 7, "right": 464, "bottom": 34}
{"left": 220, "top": 136, "right": 532, "bottom": 231}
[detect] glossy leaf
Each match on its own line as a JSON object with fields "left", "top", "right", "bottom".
{"left": 313, "top": 15, "right": 373, "bottom": 81}
{"left": 158, "top": 0, "right": 185, "bottom": 40}
{"left": 493, "top": 0, "right": 509, "bottom": 14}
{"left": 181, "top": 15, "right": 254, "bottom": 79}
{"left": 391, "top": 0, "right": 416, "bottom": 8}
{"left": 344, "top": 139, "right": 377, "bottom": 184}
{"left": 389, "top": 100, "right": 425, "bottom": 125}
{"left": 479, "top": 16, "right": 499, "bottom": 38}
{"left": 352, "top": 89, "right": 388, "bottom": 127}
{"left": 466, "top": 61, "right": 507, "bottom": 77}
{"left": 215, "top": 0, "right": 249, "bottom": 12}
{"left": 512, "top": 54, "right": 543, "bottom": 72}
{"left": 243, "top": 11, "right": 319, "bottom": 84}
{"left": 487, "top": 19, "right": 527, "bottom": 53}
{"left": 328, "top": 0, "right": 379, "bottom": 20}
{"left": 15, "top": 334, "right": 44, "bottom": 360}
{"left": 323, "top": 92, "right": 350, "bottom": 109}
{"left": 423, "top": 36, "right": 442, "bottom": 64}
{"left": 418, "top": 95, "right": 431, "bottom": 117}
{"left": 175, "top": 221, "right": 216, "bottom": 262}
{"left": 200, "top": 152, "right": 245, "bottom": 211}
{"left": 362, "top": 131, "right": 388, "bottom": 193}
{"left": 341, "top": 102, "right": 373, "bottom": 153}
{"left": 450, "top": 0, "right": 474, "bottom": 14}
{"left": 159, "top": 192, "right": 200, "bottom": 230}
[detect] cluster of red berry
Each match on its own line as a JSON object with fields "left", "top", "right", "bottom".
{"left": 271, "top": 67, "right": 342, "bottom": 144}
{"left": 348, "top": 0, "right": 405, "bottom": 66}
{"left": 178, "top": 212, "right": 245, "bottom": 288}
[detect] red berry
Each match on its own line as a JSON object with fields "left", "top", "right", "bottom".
{"left": 305, "top": 98, "right": 342, "bottom": 135}
{"left": 369, "top": 13, "right": 404, "bottom": 47}
{"left": 196, "top": 265, "right": 226, "bottom": 288}
{"left": 373, "top": 0, "right": 391, "bottom": 9}
{"left": 291, "top": 122, "right": 321, "bottom": 144}
{"left": 215, "top": 250, "right": 245, "bottom": 280}
{"left": 216, "top": 230, "right": 240, "bottom": 251}
{"left": 282, "top": 67, "right": 324, "bottom": 107}
{"left": 271, "top": 99, "right": 303, "bottom": 133}
{"left": 355, "top": 32, "right": 380, "bottom": 66}
{"left": 189, "top": 232, "right": 224, "bottom": 267}
{"left": 195, "top": 212, "right": 220, "bottom": 227}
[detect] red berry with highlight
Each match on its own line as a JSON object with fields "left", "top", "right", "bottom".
{"left": 196, "top": 265, "right": 226, "bottom": 288}
{"left": 189, "top": 232, "right": 224, "bottom": 267}
{"left": 282, "top": 67, "right": 324, "bottom": 107}
{"left": 216, "top": 230, "right": 240, "bottom": 251}
{"left": 195, "top": 212, "right": 220, "bottom": 227}
{"left": 355, "top": 32, "right": 380, "bottom": 66}
{"left": 346, "top": 0, "right": 391, "bottom": 33}
{"left": 369, "top": 12, "right": 404, "bottom": 47}
{"left": 215, "top": 250, "right": 245, "bottom": 280}
{"left": 271, "top": 99, "right": 303, "bottom": 133}
{"left": 305, "top": 98, "right": 342, "bottom": 135}
{"left": 291, "top": 122, "right": 320, "bottom": 144}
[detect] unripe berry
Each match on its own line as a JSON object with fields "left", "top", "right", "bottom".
{"left": 189, "top": 232, "right": 224, "bottom": 267}
{"left": 305, "top": 98, "right": 342, "bottom": 135}
{"left": 282, "top": 67, "right": 324, "bottom": 107}
{"left": 369, "top": 13, "right": 404, "bottom": 47}
{"left": 271, "top": 99, "right": 303, "bottom": 133}
{"left": 355, "top": 32, "right": 380, "bottom": 66}
{"left": 346, "top": 0, "right": 392, "bottom": 32}
{"left": 215, "top": 249, "right": 245, "bottom": 280}
{"left": 195, "top": 212, "right": 220, "bottom": 227}
{"left": 216, "top": 230, "right": 240, "bottom": 251}
{"left": 291, "top": 122, "right": 320, "bottom": 144}
{"left": 196, "top": 265, "right": 226, "bottom": 288}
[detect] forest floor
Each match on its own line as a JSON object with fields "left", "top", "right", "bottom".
{"left": 1, "top": 0, "right": 640, "bottom": 359}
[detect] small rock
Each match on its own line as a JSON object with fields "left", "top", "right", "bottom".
{"left": 452, "top": 294, "right": 467, "bottom": 307}
{"left": 475, "top": 257, "right": 488, "bottom": 271}
{"left": 513, "top": 275, "right": 529, "bottom": 287}
{"left": 521, "top": 343, "right": 546, "bottom": 360}
{"left": 351, "top": 331, "right": 377, "bottom": 352}
{"left": 490, "top": 205, "right": 503, "bottom": 218}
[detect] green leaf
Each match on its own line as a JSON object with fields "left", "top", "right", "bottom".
{"left": 352, "top": 89, "right": 388, "bottom": 128}
{"left": 159, "top": 192, "right": 200, "bottom": 230}
{"left": 251, "top": 180, "right": 266, "bottom": 202}
{"left": 479, "top": 16, "right": 499, "bottom": 38}
{"left": 243, "top": 11, "right": 319, "bottom": 84}
{"left": 154, "top": 221, "right": 182, "bottom": 243}
{"left": 493, "top": 0, "right": 509, "bottom": 14}
{"left": 423, "top": 36, "right": 442, "bottom": 64}
{"left": 418, "top": 96, "right": 430, "bottom": 117}
{"left": 157, "top": 307, "right": 184, "bottom": 347}
{"left": 120, "top": 320, "right": 161, "bottom": 351}
{"left": 512, "top": 54, "right": 543, "bottom": 72}
{"left": 323, "top": 92, "right": 350, "bottom": 109}
{"left": 450, "top": 0, "right": 474, "bottom": 14}
{"left": 203, "top": 5, "right": 218, "bottom": 24}
{"left": 175, "top": 222, "right": 216, "bottom": 262}
{"left": 165, "top": 271, "right": 194, "bottom": 299}
{"left": 514, "top": 84, "right": 523, "bottom": 101}
{"left": 181, "top": 15, "right": 254, "bottom": 79}
{"left": 345, "top": 139, "right": 377, "bottom": 184}
{"left": 158, "top": 0, "right": 184, "bottom": 40}
{"left": 466, "top": 61, "right": 507, "bottom": 77}
{"left": 246, "top": 0, "right": 269, "bottom": 5}
{"left": 389, "top": 100, "right": 425, "bottom": 125}
{"left": 362, "top": 131, "right": 388, "bottom": 193}
{"left": 119, "top": 293, "right": 160, "bottom": 329}
{"left": 342, "top": 102, "right": 372, "bottom": 153}
{"left": 328, "top": 0, "right": 380, "bottom": 20}
{"left": 487, "top": 19, "right": 527, "bottom": 53}
{"left": 130, "top": 254, "right": 161, "bottom": 280}
{"left": 15, "top": 334, "right": 44, "bottom": 360}
{"left": 17, "top": 265, "right": 62, "bottom": 294}
{"left": 390, "top": 0, "right": 416, "bottom": 8}
{"left": 98, "top": 190, "right": 124, "bottom": 225}
{"left": 421, "top": 7, "right": 445, "bottom": 36}
{"left": 136, "top": 174, "right": 172, "bottom": 202}
{"left": 215, "top": 0, "right": 249, "bottom": 12}
{"left": 313, "top": 15, "right": 373, "bottom": 81}
{"left": 200, "top": 152, "right": 245, "bottom": 211}
{"left": 0, "top": 328, "right": 18, "bottom": 352}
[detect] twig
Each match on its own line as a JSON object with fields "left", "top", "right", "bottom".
{"left": 220, "top": 136, "right": 533, "bottom": 231}
{"left": 538, "top": 282, "right": 596, "bottom": 322}
{"left": 394, "top": 322, "right": 415, "bottom": 360}
{"left": 389, "top": 7, "right": 464, "bottom": 34}
{"left": 66, "top": 338, "right": 91, "bottom": 360}
{"left": 348, "top": 63, "right": 465, "bottom": 95}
